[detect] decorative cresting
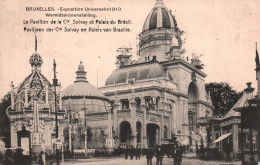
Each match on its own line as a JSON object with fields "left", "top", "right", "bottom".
{"left": 138, "top": 0, "right": 183, "bottom": 63}
{"left": 75, "top": 61, "right": 88, "bottom": 83}
{"left": 6, "top": 36, "right": 64, "bottom": 152}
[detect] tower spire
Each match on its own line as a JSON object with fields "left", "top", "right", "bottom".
{"left": 256, "top": 42, "right": 259, "bottom": 71}
{"left": 35, "top": 34, "right": 37, "bottom": 52}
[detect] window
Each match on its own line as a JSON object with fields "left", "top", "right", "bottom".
{"left": 135, "top": 98, "right": 141, "bottom": 110}
{"left": 121, "top": 100, "right": 129, "bottom": 109}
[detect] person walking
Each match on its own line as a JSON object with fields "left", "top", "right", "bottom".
{"left": 154, "top": 146, "right": 164, "bottom": 165}
{"left": 146, "top": 149, "right": 154, "bottom": 165}
{"left": 129, "top": 145, "right": 134, "bottom": 160}
{"left": 173, "top": 146, "right": 182, "bottom": 165}
{"left": 135, "top": 145, "right": 140, "bottom": 160}
{"left": 37, "top": 151, "right": 44, "bottom": 165}
{"left": 125, "top": 145, "right": 129, "bottom": 160}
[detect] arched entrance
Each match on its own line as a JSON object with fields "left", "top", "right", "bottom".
{"left": 147, "top": 123, "right": 159, "bottom": 148}
{"left": 119, "top": 121, "right": 131, "bottom": 145}
{"left": 188, "top": 82, "right": 199, "bottom": 148}
{"left": 188, "top": 82, "right": 199, "bottom": 132}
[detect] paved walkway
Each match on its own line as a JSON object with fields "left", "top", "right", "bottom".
{"left": 47, "top": 155, "right": 241, "bottom": 165}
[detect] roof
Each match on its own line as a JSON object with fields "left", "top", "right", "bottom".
{"left": 142, "top": 0, "right": 176, "bottom": 32}
{"left": 105, "top": 61, "right": 173, "bottom": 86}
{"left": 223, "top": 92, "right": 247, "bottom": 120}
{"left": 62, "top": 81, "right": 105, "bottom": 98}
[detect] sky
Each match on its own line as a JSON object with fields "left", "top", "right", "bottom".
{"left": 0, "top": 0, "right": 260, "bottom": 99}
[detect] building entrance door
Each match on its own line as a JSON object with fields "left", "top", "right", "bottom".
{"left": 147, "top": 123, "right": 159, "bottom": 148}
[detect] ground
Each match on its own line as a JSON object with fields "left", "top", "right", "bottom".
{"left": 48, "top": 153, "right": 241, "bottom": 165}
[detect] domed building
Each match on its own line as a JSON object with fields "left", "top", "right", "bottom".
{"left": 6, "top": 36, "right": 65, "bottom": 154}
{"left": 62, "top": 61, "right": 110, "bottom": 150}
{"left": 99, "top": 0, "right": 213, "bottom": 149}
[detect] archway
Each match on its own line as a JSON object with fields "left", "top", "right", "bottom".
{"left": 136, "top": 121, "right": 142, "bottom": 145}
{"left": 147, "top": 123, "right": 159, "bottom": 148}
{"left": 188, "top": 82, "right": 198, "bottom": 102}
{"left": 119, "top": 121, "right": 131, "bottom": 145}
{"left": 188, "top": 82, "right": 199, "bottom": 149}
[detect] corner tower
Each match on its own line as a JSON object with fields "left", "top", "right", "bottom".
{"left": 138, "top": 0, "right": 183, "bottom": 63}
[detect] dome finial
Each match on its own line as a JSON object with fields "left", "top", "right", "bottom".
{"left": 75, "top": 61, "right": 88, "bottom": 83}
{"left": 29, "top": 35, "right": 42, "bottom": 69}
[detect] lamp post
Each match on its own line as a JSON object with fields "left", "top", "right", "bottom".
{"left": 53, "top": 59, "right": 60, "bottom": 165}
{"left": 82, "top": 99, "right": 88, "bottom": 157}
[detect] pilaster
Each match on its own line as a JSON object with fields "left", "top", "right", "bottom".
{"left": 130, "top": 97, "right": 137, "bottom": 147}
{"left": 141, "top": 98, "right": 147, "bottom": 148}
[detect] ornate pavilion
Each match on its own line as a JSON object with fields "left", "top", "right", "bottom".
{"left": 6, "top": 36, "right": 65, "bottom": 154}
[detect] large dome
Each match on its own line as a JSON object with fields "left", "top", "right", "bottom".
{"left": 62, "top": 82, "right": 105, "bottom": 98}
{"left": 105, "top": 59, "right": 173, "bottom": 86}
{"left": 142, "top": 0, "right": 176, "bottom": 32}
{"left": 62, "top": 61, "right": 109, "bottom": 113}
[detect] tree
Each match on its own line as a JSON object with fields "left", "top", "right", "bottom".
{"left": 0, "top": 93, "right": 11, "bottom": 147}
{"left": 206, "top": 82, "right": 243, "bottom": 115}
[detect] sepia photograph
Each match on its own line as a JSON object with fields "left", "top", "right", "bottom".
{"left": 0, "top": 0, "right": 260, "bottom": 164}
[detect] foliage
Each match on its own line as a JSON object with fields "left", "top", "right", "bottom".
{"left": 206, "top": 82, "right": 243, "bottom": 115}
{"left": 0, "top": 93, "right": 11, "bottom": 147}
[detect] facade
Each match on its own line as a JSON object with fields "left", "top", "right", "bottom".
{"left": 6, "top": 0, "right": 214, "bottom": 153}
{"left": 99, "top": 0, "right": 213, "bottom": 149}
{"left": 6, "top": 37, "right": 65, "bottom": 154}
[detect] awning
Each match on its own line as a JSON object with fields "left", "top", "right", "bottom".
{"left": 212, "top": 133, "right": 232, "bottom": 143}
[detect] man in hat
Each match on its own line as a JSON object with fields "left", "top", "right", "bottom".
{"left": 154, "top": 145, "right": 164, "bottom": 165}
{"left": 13, "top": 148, "right": 26, "bottom": 165}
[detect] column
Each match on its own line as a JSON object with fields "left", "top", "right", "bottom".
{"left": 69, "top": 125, "right": 72, "bottom": 153}
{"left": 130, "top": 97, "right": 137, "bottom": 147}
{"left": 161, "top": 115, "right": 163, "bottom": 143}
{"left": 113, "top": 100, "right": 120, "bottom": 132}
{"left": 11, "top": 122, "right": 17, "bottom": 148}
{"left": 172, "top": 102, "right": 177, "bottom": 135}
{"left": 220, "top": 127, "right": 223, "bottom": 157}
{"left": 141, "top": 98, "right": 147, "bottom": 148}
{"left": 232, "top": 124, "right": 239, "bottom": 159}
{"left": 59, "top": 90, "right": 62, "bottom": 111}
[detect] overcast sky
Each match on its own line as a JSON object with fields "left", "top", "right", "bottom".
{"left": 0, "top": 0, "right": 260, "bottom": 99}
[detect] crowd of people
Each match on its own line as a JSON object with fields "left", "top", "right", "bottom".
{"left": 124, "top": 144, "right": 183, "bottom": 165}
{"left": 1, "top": 148, "right": 31, "bottom": 165}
